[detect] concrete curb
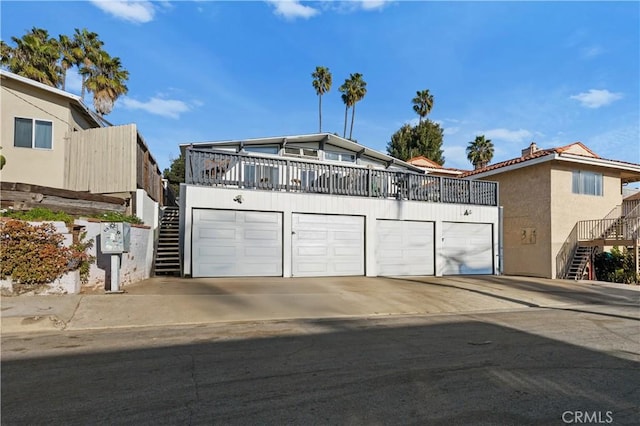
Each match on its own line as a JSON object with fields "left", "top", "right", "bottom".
{"left": 2, "top": 315, "right": 66, "bottom": 334}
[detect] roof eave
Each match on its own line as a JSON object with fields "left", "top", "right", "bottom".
{"left": 181, "top": 133, "right": 425, "bottom": 173}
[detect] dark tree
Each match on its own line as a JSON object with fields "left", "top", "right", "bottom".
{"left": 386, "top": 119, "right": 445, "bottom": 164}
{"left": 163, "top": 153, "right": 185, "bottom": 195}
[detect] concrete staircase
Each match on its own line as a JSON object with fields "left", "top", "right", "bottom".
{"left": 566, "top": 246, "right": 593, "bottom": 280}
{"left": 154, "top": 207, "right": 181, "bottom": 275}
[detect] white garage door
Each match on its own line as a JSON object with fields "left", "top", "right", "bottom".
{"left": 441, "top": 222, "right": 493, "bottom": 275}
{"left": 192, "top": 209, "right": 282, "bottom": 277}
{"left": 292, "top": 213, "right": 364, "bottom": 277}
{"left": 376, "top": 220, "right": 435, "bottom": 276}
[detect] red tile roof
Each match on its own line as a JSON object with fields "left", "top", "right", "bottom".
{"left": 407, "top": 156, "right": 443, "bottom": 168}
{"left": 460, "top": 142, "right": 599, "bottom": 178}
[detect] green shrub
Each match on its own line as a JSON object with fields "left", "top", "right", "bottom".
{"left": 0, "top": 219, "right": 95, "bottom": 292}
{"left": 1, "top": 207, "right": 74, "bottom": 226}
{"left": 91, "top": 211, "right": 143, "bottom": 225}
{"left": 594, "top": 246, "right": 638, "bottom": 284}
{"left": 1, "top": 207, "right": 144, "bottom": 225}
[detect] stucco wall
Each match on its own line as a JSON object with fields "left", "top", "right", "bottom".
{"left": 550, "top": 164, "right": 622, "bottom": 277}
{"left": 487, "top": 162, "right": 553, "bottom": 278}
{"left": 76, "top": 220, "right": 152, "bottom": 290}
{"left": 135, "top": 189, "right": 159, "bottom": 278}
{"left": 180, "top": 184, "right": 501, "bottom": 278}
{"left": 1, "top": 78, "right": 77, "bottom": 188}
{"left": 483, "top": 160, "right": 623, "bottom": 278}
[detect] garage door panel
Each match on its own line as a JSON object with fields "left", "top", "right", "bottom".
{"left": 334, "top": 246, "right": 361, "bottom": 256}
{"left": 198, "top": 209, "right": 236, "bottom": 222}
{"left": 192, "top": 209, "right": 282, "bottom": 277}
{"left": 297, "top": 230, "right": 328, "bottom": 240}
{"left": 297, "top": 246, "right": 328, "bottom": 256}
{"left": 292, "top": 214, "right": 364, "bottom": 277}
{"left": 198, "top": 246, "right": 235, "bottom": 256}
{"left": 334, "top": 232, "right": 362, "bottom": 241}
{"left": 244, "top": 212, "right": 280, "bottom": 223}
{"left": 296, "top": 262, "right": 326, "bottom": 273}
{"left": 441, "top": 222, "right": 493, "bottom": 275}
{"left": 376, "top": 220, "right": 435, "bottom": 276}
{"left": 245, "top": 229, "right": 279, "bottom": 240}
{"left": 198, "top": 228, "right": 236, "bottom": 240}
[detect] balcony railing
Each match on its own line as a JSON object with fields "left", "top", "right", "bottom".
{"left": 577, "top": 218, "right": 639, "bottom": 241}
{"left": 185, "top": 148, "right": 498, "bottom": 206}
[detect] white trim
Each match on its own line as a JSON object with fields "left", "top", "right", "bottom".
{"left": 1, "top": 69, "right": 82, "bottom": 103}
{"left": 1, "top": 69, "right": 107, "bottom": 128}
{"left": 559, "top": 153, "right": 640, "bottom": 173}
{"left": 180, "top": 133, "right": 425, "bottom": 173}
{"left": 466, "top": 152, "right": 640, "bottom": 180}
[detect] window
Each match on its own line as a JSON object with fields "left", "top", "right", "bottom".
{"left": 284, "top": 146, "right": 318, "bottom": 158}
{"left": 244, "top": 146, "right": 279, "bottom": 155}
{"left": 14, "top": 118, "right": 53, "bottom": 149}
{"left": 244, "top": 164, "right": 279, "bottom": 187}
{"left": 572, "top": 171, "right": 602, "bottom": 196}
{"left": 325, "top": 151, "right": 355, "bottom": 163}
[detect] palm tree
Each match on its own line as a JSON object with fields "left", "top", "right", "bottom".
{"left": 58, "top": 34, "right": 78, "bottom": 91}
{"left": 339, "top": 73, "right": 367, "bottom": 140}
{"left": 412, "top": 89, "right": 434, "bottom": 124}
{"left": 73, "top": 28, "right": 104, "bottom": 100}
{"left": 6, "top": 27, "right": 61, "bottom": 86}
{"left": 466, "top": 135, "right": 494, "bottom": 170}
{"left": 84, "top": 51, "right": 129, "bottom": 115}
{"left": 0, "top": 40, "right": 12, "bottom": 67}
{"left": 311, "top": 66, "right": 332, "bottom": 133}
{"left": 339, "top": 77, "right": 355, "bottom": 138}
{"left": 348, "top": 73, "right": 367, "bottom": 140}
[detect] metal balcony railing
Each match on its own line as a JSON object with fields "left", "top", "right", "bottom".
{"left": 185, "top": 148, "right": 498, "bottom": 206}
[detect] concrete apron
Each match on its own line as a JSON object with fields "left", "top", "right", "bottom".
{"left": 2, "top": 276, "right": 638, "bottom": 333}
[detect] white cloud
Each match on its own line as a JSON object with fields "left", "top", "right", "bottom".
{"left": 480, "top": 128, "right": 533, "bottom": 143}
{"left": 570, "top": 89, "right": 623, "bottom": 109}
{"left": 121, "top": 96, "right": 191, "bottom": 118}
{"left": 90, "top": 1, "right": 156, "bottom": 24}
{"left": 442, "top": 145, "right": 469, "bottom": 170}
{"left": 581, "top": 45, "right": 604, "bottom": 59}
{"left": 266, "top": 0, "right": 319, "bottom": 20}
{"left": 358, "top": 0, "right": 393, "bottom": 11}
{"left": 443, "top": 127, "right": 460, "bottom": 136}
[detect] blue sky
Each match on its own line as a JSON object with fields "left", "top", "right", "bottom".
{"left": 2, "top": 1, "right": 639, "bottom": 175}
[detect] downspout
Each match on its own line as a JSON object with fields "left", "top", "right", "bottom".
{"left": 499, "top": 206, "right": 504, "bottom": 275}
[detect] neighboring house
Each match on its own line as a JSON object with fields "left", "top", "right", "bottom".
{"left": 0, "top": 69, "right": 163, "bottom": 226}
{"left": 179, "top": 133, "right": 500, "bottom": 278}
{"left": 407, "top": 156, "right": 465, "bottom": 177}
{"left": 461, "top": 142, "right": 640, "bottom": 279}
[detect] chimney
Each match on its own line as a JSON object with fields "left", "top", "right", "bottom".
{"left": 521, "top": 142, "right": 539, "bottom": 157}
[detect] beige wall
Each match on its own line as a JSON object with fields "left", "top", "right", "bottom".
{"left": 1, "top": 77, "right": 88, "bottom": 188}
{"left": 485, "top": 160, "right": 623, "bottom": 278}
{"left": 550, "top": 164, "right": 622, "bottom": 277}
{"left": 489, "top": 162, "right": 553, "bottom": 277}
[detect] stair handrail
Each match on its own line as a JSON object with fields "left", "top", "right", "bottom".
{"left": 573, "top": 246, "right": 596, "bottom": 281}
{"left": 556, "top": 223, "right": 579, "bottom": 279}
{"left": 603, "top": 204, "right": 622, "bottom": 220}
{"left": 622, "top": 198, "right": 640, "bottom": 217}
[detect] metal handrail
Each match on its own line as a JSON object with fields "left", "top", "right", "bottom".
{"left": 185, "top": 148, "right": 499, "bottom": 206}
{"left": 556, "top": 223, "right": 578, "bottom": 279}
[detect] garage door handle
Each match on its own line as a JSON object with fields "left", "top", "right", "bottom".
{"left": 292, "top": 231, "right": 296, "bottom": 235}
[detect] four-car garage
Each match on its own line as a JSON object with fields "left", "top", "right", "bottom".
{"left": 190, "top": 208, "right": 494, "bottom": 278}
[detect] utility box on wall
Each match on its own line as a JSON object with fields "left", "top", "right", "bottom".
{"left": 100, "top": 222, "right": 131, "bottom": 254}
